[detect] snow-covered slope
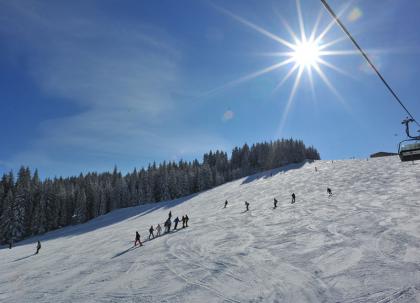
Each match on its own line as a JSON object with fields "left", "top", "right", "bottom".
{"left": 1, "top": 156, "right": 420, "bottom": 302}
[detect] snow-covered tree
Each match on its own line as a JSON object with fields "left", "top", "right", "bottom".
{"left": 0, "top": 191, "right": 24, "bottom": 245}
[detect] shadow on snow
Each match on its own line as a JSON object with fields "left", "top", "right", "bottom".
{"left": 241, "top": 161, "right": 311, "bottom": 184}
{"left": 13, "top": 254, "right": 36, "bottom": 262}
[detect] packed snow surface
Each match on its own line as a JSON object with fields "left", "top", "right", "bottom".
{"left": 1, "top": 156, "right": 420, "bottom": 302}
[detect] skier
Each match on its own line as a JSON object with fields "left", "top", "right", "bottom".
{"left": 174, "top": 217, "right": 180, "bottom": 230}
{"left": 273, "top": 198, "right": 278, "bottom": 209}
{"left": 327, "top": 187, "right": 332, "bottom": 197}
{"left": 182, "top": 216, "right": 186, "bottom": 228}
{"left": 134, "top": 231, "right": 142, "bottom": 247}
{"left": 168, "top": 211, "right": 172, "bottom": 219}
{"left": 224, "top": 200, "right": 228, "bottom": 208}
{"left": 315, "top": 166, "right": 318, "bottom": 172}
{"left": 149, "top": 225, "right": 155, "bottom": 240}
{"left": 245, "top": 201, "right": 249, "bottom": 211}
{"left": 291, "top": 193, "right": 296, "bottom": 204}
{"left": 35, "top": 240, "right": 41, "bottom": 255}
{"left": 185, "top": 214, "right": 189, "bottom": 227}
{"left": 156, "top": 224, "right": 162, "bottom": 236}
{"left": 165, "top": 218, "right": 172, "bottom": 233}
{"left": 164, "top": 220, "right": 168, "bottom": 233}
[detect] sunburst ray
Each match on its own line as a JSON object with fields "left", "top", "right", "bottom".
{"left": 213, "top": 4, "right": 295, "bottom": 49}
{"left": 206, "top": 58, "right": 295, "bottom": 96}
{"left": 278, "top": 65, "right": 305, "bottom": 134}
{"left": 273, "top": 63, "right": 300, "bottom": 93}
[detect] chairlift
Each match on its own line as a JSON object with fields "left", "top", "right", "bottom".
{"left": 398, "top": 118, "right": 420, "bottom": 161}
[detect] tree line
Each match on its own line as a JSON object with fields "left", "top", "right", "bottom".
{"left": 0, "top": 138, "right": 319, "bottom": 245}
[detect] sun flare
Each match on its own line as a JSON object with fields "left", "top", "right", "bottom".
{"left": 291, "top": 38, "right": 321, "bottom": 68}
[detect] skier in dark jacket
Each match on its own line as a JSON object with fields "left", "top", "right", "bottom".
{"left": 273, "top": 198, "right": 278, "bottom": 209}
{"left": 149, "top": 225, "right": 155, "bottom": 240}
{"left": 327, "top": 187, "right": 332, "bottom": 196}
{"left": 291, "top": 193, "right": 296, "bottom": 204}
{"left": 134, "top": 231, "right": 142, "bottom": 247}
{"left": 174, "top": 217, "right": 180, "bottom": 230}
{"left": 35, "top": 241, "right": 41, "bottom": 254}
{"left": 168, "top": 211, "right": 172, "bottom": 219}
{"left": 168, "top": 219, "right": 172, "bottom": 232}
{"left": 182, "top": 216, "right": 186, "bottom": 228}
{"left": 165, "top": 218, "right": 172, "bottom": 233}
{"left": 224, "top": 200, "right": 228, "bottom": 208}
{"left": 185, "top": 214, "right": 189, "bottom": 227}
{"left": 245, "top": 201, "right": 249, "bottom": 211}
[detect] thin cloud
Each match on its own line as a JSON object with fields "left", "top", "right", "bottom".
{"left": 0, "top": 1, "right": 228, "bottom": 176}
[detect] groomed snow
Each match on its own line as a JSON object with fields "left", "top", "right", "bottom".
{"left": 1, "top": 156, "right": 420, "bottom": 302}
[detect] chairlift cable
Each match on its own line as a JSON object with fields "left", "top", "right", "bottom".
{"left": 320, "top": 0, "right": 420, "bottom": 128}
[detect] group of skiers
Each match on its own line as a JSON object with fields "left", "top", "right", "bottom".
{"left": 27, "top": 186, "right": 334, "bottom": 252}
{"left": 134, "top": 211, "right": 190, "bottom": 247}
{"left": 24, "top": 187, "right": 334, "bottom": 252}
{"left": 226, "top": 187, "right": 333, "bottom": 212}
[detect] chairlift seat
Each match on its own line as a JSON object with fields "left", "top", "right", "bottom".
{"left": 398, "top": 139, "right": 420, "bottom": 161}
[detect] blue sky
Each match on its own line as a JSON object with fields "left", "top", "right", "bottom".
{"left": 1, "top": 0, "right": 419, "bottom": 178}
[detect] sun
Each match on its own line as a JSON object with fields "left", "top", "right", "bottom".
{"left": 291, "top": 38, "right": 321, "bottom": 68}
{"left": 210, "top": 0, "right": 356, "bottom": 98}
{"left": 211, "top": 0, "right": 362, "bottom": 132}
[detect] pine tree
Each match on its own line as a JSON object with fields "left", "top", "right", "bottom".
{"left": 0, "top": 191, "right": 24, "bottom": 245}
{"left": 32, "top": 192, "right": 47, "bottom": 234}
{"left": 198, "top": 164, "right": 213, "bottom": 191}
{"left": 15, "top": 166, "right": 32, "bottom": 237}
{"left": 0, "top": 182, "right": 5, "bottom": 221}
{"left": 72, "top": 186, "right": 87, "bottom": 224}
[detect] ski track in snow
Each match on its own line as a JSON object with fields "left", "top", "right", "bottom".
{"left": 1, "top": 156, "right": 420, "bottom": 302}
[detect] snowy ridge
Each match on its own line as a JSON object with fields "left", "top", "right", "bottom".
{"left": 1, "top": 156, "right": 420, "bottom": 302}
